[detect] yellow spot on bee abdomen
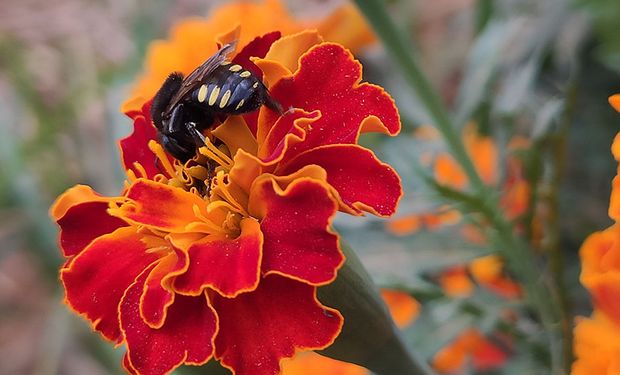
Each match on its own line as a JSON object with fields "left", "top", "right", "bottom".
{"left": 252, "top": 82, "right": 259, "bottom": 89}
{"left": 197, "top": 85, "right": 208, "bottom": 103}
{"left": 229, "top": 64, "right": 242, "bottom": 72}
{"left": 219, "top": 90, "right": 232, "bottom": 108}
{"left": 221, "top": 61, "right": 231, "bottom": 66}
{"left": 236, "top": 99, "right": 245, "bottom": 110}
{"left": 208, "top": 86, "right": 220, "bottom": 106}
{"left": 239, "top": 71, "right": 251, "bottom": 78}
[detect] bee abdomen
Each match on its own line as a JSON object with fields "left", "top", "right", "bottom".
{"left": 191, "top": 64, "right": 261, "bottom": 113}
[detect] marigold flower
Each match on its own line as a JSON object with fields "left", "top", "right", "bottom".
{"left": 380, "top": 289, "right": 420, "bottom": 328}
{"left": 433, "top": 124, "right": 530, "bottom": 221}
{"left": 579, "top": 224, "right": 620, "bottom": 324}
{"left": 435, "top": 257, "right": 521, "bottom": 299}
{"left": 572, "top": 313, "right": 620, "bottom": 375}
{"left": 573, "top": 95, "right": 620, "bottom": 374}
{"left": 281, "top": 352, "right": 368, "bottom": 375}
{"left": 610, "top": 94, "right": 620, "bottom": 113}
{"left": 432, "top": 328, "right": 511, "bottom": 373}
{"left": 50, "top": 19, "right": 401, "bottom": 375}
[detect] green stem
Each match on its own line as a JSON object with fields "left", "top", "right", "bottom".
{"left": 475, "top": 0, "right": 494, "bottom": 34}
{"left": 319, "top": 244, "right": 435, "bottom": 375}
{"left": 544, "top": 80, "right": 578, "bottom": 372}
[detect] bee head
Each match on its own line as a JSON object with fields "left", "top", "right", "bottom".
{"left": 150, "top": 72, "right": 184, "bottom": 131}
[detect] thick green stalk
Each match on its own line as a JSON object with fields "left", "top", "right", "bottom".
{"left": 318, "top": 243, "right": 435, "bottom": 375}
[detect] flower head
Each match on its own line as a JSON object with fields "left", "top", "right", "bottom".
{"left": 432, "top": 329, "right": 511, "bottom": 373}
{"left": 51, "top": 12, "right": 401, "bottom": 375}
{"left": 573, "top": 95, "right": 620, "bottom": 373}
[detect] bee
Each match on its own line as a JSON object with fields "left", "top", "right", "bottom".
{"left": 150, "top": 42, "right": 282, "bottom": 162}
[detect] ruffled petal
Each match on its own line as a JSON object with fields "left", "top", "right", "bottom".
{"left": 254, "top": 30, "right": 323, "bottom": 89}
{"left": 140, "top": 248, "right": 189, "bottom": 328}
{"left": 232, "top": 31, "right": 281, "bottom": 79}
{"left": 264, "top": 43, "right": 400, "bottom": 161}
{"left": 57, "top": 201, "right": 128, "bottom": 257}
{"left": 109, "top": 179, "right": 205, "bottom": 232}
{"left": 121, "top": 267, "right": 217, "bottom": 375}
{"left": 281, "top": 144, "right": 403, "bottom": 216}
{"left": 213, "top": 275, "right": 343, "bottom": 375}
{"left": 60, "top": 227, "right": 162, "bottom": 343}
{"left": 230, "top": 31, "right": 282, "bottom": 135}
{"left": 212, "top": 116, "right": 258, "bottom": 158}
{"left": 249, "top": 177, "right": 343, "bottom": 285}
{"left": 51, "top": 185, "right": 127, "bottom": 257}
{"left": 119, "top": 101, "right": 170, "bottom": 179}
{"left": 610, "top": 94, "right": 620, "bottom": 113}
{"left": 173, "top": 218, "right": 263, "bottom": 297}
{"left": 50, "top": 184, "right": 108, "bottom": 220}
{"left": 258, "top": 109, "right": 318, "bottom": 164}
{"left": 587, "top": 274, "right": 620, "bottom": 325}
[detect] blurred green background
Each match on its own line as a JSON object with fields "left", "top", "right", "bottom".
{"left": 1, "top": 0, "right": 619, "bottom": 374}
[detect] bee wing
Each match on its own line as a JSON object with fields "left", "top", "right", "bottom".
{"left": 166, "top": 41, "right": 237, "bottom": 112}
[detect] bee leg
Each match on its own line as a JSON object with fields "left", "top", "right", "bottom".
{"left": 186, "top": 122, "right": 207, "bottom": 146}
{"left": 263, "top": 91, "right": 284, "bottom": 115}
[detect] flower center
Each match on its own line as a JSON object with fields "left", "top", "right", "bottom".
{"left": 145, "top": 136, "right": 249, "bottom": 238}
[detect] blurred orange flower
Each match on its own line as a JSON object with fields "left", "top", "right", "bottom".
{"left": 281, "top": 352, "right": 368, "bottom": 375}
{"left": 432, "top": 329, "right": 510, "bottom": 373}
{"left": 386, "top": 207, "right": 462, "bottom": 236}
{"left": 610, "top": 94, "right": 620, "bottom": 113}
{"left": 580, "top": 224, "right": 620, "bottom": 324}
{"left": 380, "top": 289, "right": 421, "bottom": 328}
{"left": 470, "top": 255, "right": 521, "bottom": 299}
{"left": 572, "top": 313, "right": 620, "bottom": 375}
{"left": 437, "top": 256, "right": 521, "bottom": 299}
{"left": 434, "top": 124, "right": 530, "bottom": 221}
{"left": 439, "top": 266, "right": 475, "bottom": 297}
{"left": 573, "top": 95, "right": 620, "bottom": 374}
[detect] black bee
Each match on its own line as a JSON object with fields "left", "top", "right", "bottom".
{"left": 150, "top": 42, "right": 282, "bottom": 162}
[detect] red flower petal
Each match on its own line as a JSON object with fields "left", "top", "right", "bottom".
{"left": 57, "top": 201, "right": 128, "bottom": 257}
{"left": 231, "top": 31, "right": 281, "bottom": 136}
{"left": 266, "top": 43, "right": 400, "bottom": 161}
{"left": 281, "top": 144, "right": 402, "bottom": 216}
{"left": 110, "top": 179, "right": 204, "bottom": 232}
{"left": 61, "top": 227, "right": 162, "bottom": 343}
{"left": 213, "top": 275, "right": 343, "bottom": 375}
{"left": 122, "top": 353, "right": 139, "bottom": 375}
{"left": 472, "top": 337, "right": 510, "bottom": 371}
{"left": 120, "top": 101, "right": 171, "bottom": 179}
{"left": 258, "top": 109, "right": 318, "bottom": 165}
{"left": 121, "top": 267, "right": 217, "bottom": 375}
{"left": 250, "top": 178, "right": 343, "bottom": 285}
{"left": 173, "top": 218, "right": 263, "bottom": 297}
{"left": 140, "top": 248, "right": 188, "bottom": 328}
{"left": 232, "top": 31, "right": 281, "bottom": 79}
